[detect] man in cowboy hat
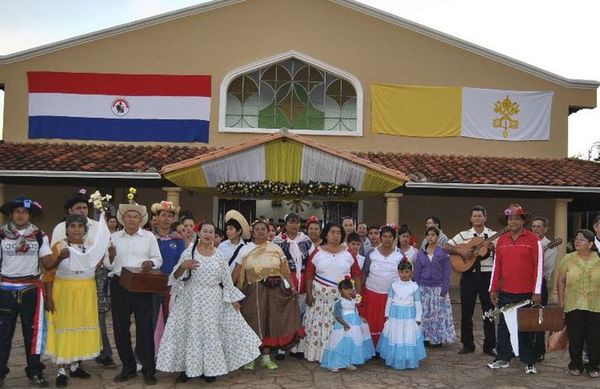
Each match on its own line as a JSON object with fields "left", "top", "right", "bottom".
{"left": 487, "top": 204, "right": 543, "bottom": 374}
{"left": 47, "top": 189, "right": 115, "bottom": 371}
{"left": 149, "top": 201, "right": 185, "bottom": 334}
{"left": 0, "top": 196, "right": 51, "bottom": 387}
{"left": 218, "top": 210, "right": 254, "bottom": 274}
{"left": 104, "top": 200, "right": 162, "bottom": 385}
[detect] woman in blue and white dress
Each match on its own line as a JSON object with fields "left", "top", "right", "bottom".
{"left": 321, "top": 278, "right": 375, "bottom": 372}
{"left": 377, "top": 260, "right": 427, "bottom": 369}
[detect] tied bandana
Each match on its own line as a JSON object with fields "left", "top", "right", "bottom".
{"left": 1, "top": 223, "right": 40, "bottom": 254}
{"left": 275, "top": 232, "right": 311, "bottom": 288}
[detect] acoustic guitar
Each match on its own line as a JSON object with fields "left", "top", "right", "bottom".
{"left": 451, "top": 233, "right": 562, "bottom": 273}
{"left": 450, "top": 226, "right": 509, "bottom": 273}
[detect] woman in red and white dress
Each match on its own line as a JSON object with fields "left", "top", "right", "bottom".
{"left": 360, "top": 226, "right": 403, "bottom": 345}
{"left": 298, "top": 222, "right": 363, "bottom": 362}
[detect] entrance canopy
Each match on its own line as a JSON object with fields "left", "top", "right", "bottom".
{"left": 162, "top": 132, "right": 408, "bottom": 200}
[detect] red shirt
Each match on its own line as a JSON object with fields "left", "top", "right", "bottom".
{"left": 489, "top": 229, "right": 543, "bottom": 295}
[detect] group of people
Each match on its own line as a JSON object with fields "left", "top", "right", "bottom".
{"left": 1, "top": 190, "right": 599, "bottom": 388}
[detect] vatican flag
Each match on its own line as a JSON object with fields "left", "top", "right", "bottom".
{"left": 461, "top": 87, "right": 553, "bottom": 141}
{"left": 371, "top": 84, "right": 553, "bottom": 141}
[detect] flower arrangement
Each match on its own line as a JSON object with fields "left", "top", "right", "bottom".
{"left": 88, "top": 190, "right": 112, "bottom": 211}
{"left": 216, "top": 180, "right": 355, "bottom": 198}
{"left": 126, "top": 187, "right": 137, "bottom": 202}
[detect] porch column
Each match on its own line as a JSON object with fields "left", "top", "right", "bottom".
{"left": 162, "top": 187, "right": 182, "bottom": 208}
{"left": 548, "top": 198, "right": 572, "bottom": 303}
{"left": 384, "top": 193, "right": 403, "bottom": 225}
{"left": 0, "top": 184, "right": 5, "bottom": 225}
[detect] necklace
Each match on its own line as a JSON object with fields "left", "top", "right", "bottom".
{"left": 68, "top": 241, "right": 86, "bottom": 253}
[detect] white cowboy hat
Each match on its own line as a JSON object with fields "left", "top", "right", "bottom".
{"left": 117, "top": 203, "right": 148, "bottom": 226}
{"left": 224, "top": 210, "right": 250, "bottom": 240}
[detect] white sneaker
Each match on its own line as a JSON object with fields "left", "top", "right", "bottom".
{"left": 346, "top": 364, "right": 357, "bottom": 371}
{"left": 487, "top": 360, "right": 510, "bottom": 369}
{"left": 136, "top": 363, "right": 142, "bottom": 372}
{"left": 525, "top": 365, "right": 537, "bottom": 374}
{"left": 329, "top": 368, "right": 339, "bottom": 372}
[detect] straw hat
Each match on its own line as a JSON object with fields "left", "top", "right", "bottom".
{"left": 224, "top": 210, "right": 250, "bottom": 240}
{"left": 117, "top": 203, "right": 148, "bottom": 226}
{"left": 151, "top": 200, "right": 180, "bottom": 218}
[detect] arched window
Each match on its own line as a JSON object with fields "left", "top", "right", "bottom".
{"left": 220, "top": 52, "right": 362, "bottom": 136}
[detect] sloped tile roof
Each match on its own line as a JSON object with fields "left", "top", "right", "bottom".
{"left": 353, "top": 151, "right": 600, "bottom": 187}
{"left": 0, "top": 142, "right": 214, "bottom": 173}
{"left": 1, "top": 142, "right": 599, "bottom": 188}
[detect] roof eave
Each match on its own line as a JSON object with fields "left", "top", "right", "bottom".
{"left": 0, "top": 170, "right": 161, "bottom": 179}
{"left": 405, "top": 181, "right": 600, "bottom": 194}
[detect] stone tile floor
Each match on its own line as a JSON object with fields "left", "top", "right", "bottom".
{"left": 5, "top": 290, "right": 598, "bottom": 388}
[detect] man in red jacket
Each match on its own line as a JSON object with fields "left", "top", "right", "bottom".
{"left": 487, "top": 204, "right": 543, "bottom": 374}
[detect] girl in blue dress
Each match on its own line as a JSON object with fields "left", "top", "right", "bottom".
{"left": 320, "top": 277, "right": 375, "bottom": 372}
{"left": 377, "top": 260, "right": 427, "bottom": 369}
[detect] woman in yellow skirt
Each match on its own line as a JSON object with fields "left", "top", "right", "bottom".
{"left": 43, "top": 214, "right": 101, "bottom": 387}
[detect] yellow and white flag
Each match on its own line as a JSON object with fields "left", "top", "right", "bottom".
{"left": 371, "top": 84, "right": 553, "bottom": 141}
{"left": 461, "top": 87, "right": 553, "bottom": 141}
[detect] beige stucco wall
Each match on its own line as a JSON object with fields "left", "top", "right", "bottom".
{"left": 0, "top": 0, "right": 595, "bottom": 158}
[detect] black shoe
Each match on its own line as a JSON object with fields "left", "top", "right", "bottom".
{"left": 95, "top": 356, "right": 116, "bottom": 368}
{"left": 69, "top": 367, "right": 91, "bottom": 379}
{"left": 56, "top": 374, "right": 68, "bottom": 387}
{"left": 143, "top": 374, "right": 157, "bottom": 385}
{"left": 204, "top": 376, "right": 216, "bottom": 383}
{"left": 176, "top": 372, "right": 189, "bottom": 383}
{"left": 535, "top": 354, "right": 545, "bottom": 363}
{"left": 289, "top": 351, "right": 304, "bottom": 359}
{"left": 275, "top": 353, "right": 286, "bottom": 361}
{"left": 113, "top": 371, "right": 137, "bottom": 382}
{"left": 458, "top": 346, "right": 475, "bottom": 354}
{"left": 29, "top": 374, "right": 49, "bottom": 387}
{"left": 484, "top": 348, "right": 497, "bottom": 357}
{"left": 431, "top": 343, "right": 443, "bottom": 349}
{"left": 423, "top": 340, "right": 431, "bottom": 347}
{"left": 0, "top": 376, "right": 4, "bottom": 388}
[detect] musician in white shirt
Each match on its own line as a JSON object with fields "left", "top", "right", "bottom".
{"left": 444, "top": 205, "right": 497, "bottom": 356}
{"left": 105, "top": 202, "right": 162, "bottom": 385}
{"left": 531, "top": 216, "right": 558, "bottom": 362}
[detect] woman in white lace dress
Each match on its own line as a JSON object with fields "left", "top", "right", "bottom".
{"left": 156, "top": 222, "right": 261, "bottom": 383}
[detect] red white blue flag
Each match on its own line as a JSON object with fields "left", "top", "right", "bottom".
{"left": 28, "top": 72, "right": 211, "bottom": 142}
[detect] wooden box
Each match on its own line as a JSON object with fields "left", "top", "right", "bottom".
{"left": 119, "top": 266, "right": 168, "bottom": 293}
{"left": 518, "top": 306, "right": 565, "bottom": 332}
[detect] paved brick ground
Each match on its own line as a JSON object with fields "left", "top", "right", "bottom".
{"left": 5, "top": 289, "right": 598, "bottom": 388}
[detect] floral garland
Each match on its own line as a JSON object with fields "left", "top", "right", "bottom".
{"left": 216, "top": 180, "right": 355, "bottom": 198}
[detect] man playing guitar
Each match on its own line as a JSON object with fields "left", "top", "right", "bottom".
{"left": 444, "top": 205, "right": 497, "bottom": 356}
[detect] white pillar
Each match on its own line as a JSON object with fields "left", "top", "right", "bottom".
{"left": 548, "top": 198, "right": 572, "bottom": 303}
{"left": 0, "top": 184, "right": 5, "bottom": 225}
{"left": 162, "top": 187, "right": 182, "bottom": 208}
{"left": 384, "top": 193, "right": 403, "bottom": 225}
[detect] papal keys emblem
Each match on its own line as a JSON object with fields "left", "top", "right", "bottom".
{"left": 111, "top": 98, "right": 130, "bottom": 117}
{"left": 492, "top": 95, "right": 520, "bottom": 138}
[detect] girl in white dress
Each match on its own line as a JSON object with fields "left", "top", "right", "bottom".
{"left": 320, "top": 277, "right": 375, "bottom": 372}
{"left": 377, "top": 260, "right": 427, "bottom": 369}
{"left": 156, "top": 222, "right": 261, "bottom": 383}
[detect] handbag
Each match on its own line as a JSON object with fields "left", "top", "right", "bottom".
{"left": 546, "top": 327, "right": 569, "bottom": 352}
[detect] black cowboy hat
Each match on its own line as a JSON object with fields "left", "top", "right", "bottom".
{"left": 0, "top": 195, "right": 43, "bottom": 216}
{"left": 64, "top": 189, "right": 90, "bottom": 210}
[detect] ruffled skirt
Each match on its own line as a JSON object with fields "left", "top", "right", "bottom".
{"left": 377, "top": 304, "right": 427, "bottom": 369}
{"left": 420, "top": 286, "right": 456, "bottom": 344}
{"left": 321, "top": 311, "right": 375, "bottom": 369}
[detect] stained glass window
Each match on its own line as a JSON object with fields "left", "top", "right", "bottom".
{"left": 225, "top": 58, "right": 358, "bottom": 133}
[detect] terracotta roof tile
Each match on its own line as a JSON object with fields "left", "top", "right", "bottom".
{"left": 352, "top": 151, "right": 600, "bottom": 188}
{"left": 1, "top": 142, "right": 599, "bottom": 188}
{"left": 0, "top": 142, "right": 214, "bottom": 173}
